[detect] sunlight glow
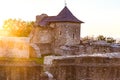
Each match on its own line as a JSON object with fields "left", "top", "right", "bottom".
{"left": 0, "top": 22, "right": 3, "bottom": 29}
{"left": 0, "top": 37, "right": 29, "bottom": 58}
{"left": 0, "top": 0, "right": 119, "bottom": 38}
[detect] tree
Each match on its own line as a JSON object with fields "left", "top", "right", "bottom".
{"left": 97, "top": 35, "right": 106, "bottom": 41}
{"left": 81, "top": 36, "right": 95, "bottom": 44}
{"left": 106, "top": 37, "right": 116, "bottom": 43}
{"left": 3, "top": 18, "right": 34, "bottom": 37}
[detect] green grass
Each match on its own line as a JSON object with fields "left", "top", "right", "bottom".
{"left": 30, "top": 57, "right": 44, "bottom": 64}
{"left": 0, "top": 57, "right": 44, "bottom": 64}
{"left": 0, "top": 53, "right": 61, "bottom": 64}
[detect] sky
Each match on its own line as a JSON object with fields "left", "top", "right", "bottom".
{"left": 0, "top": 0, "right": 120, "bottom": 38}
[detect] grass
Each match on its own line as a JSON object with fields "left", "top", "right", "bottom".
{"left": 0, "top": 57, "right": 44, "bottom": 64}
{"left": 0, "top": 53, "right": 61, "bottom": 64}
{"left": 30, "top": 57, "right": 44, "bottom": 64}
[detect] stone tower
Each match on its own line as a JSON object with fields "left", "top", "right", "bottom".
{"left": 51, "top": 6, "right": 84, "bottom": 46}
{"left": 30, "top": 6, "right": 84, "bottom": 55}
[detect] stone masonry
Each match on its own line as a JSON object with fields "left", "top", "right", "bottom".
{"left": 30, "top": 6, "right": 84, "bottom": 56}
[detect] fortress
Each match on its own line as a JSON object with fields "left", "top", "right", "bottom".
{"left": 0, "top": 5, "right": 119, "bottom": 80}
{"left": 0, "top": 6, "right": 84, "bottom": 58}
{"left": 0, "top": 6, "right": 120, "bottom": 58}
{"left": 30, "top": 6, "right": 120, "bottom": 57}
{"left": 30, "top": 6, "right": 84, "bottom": 56}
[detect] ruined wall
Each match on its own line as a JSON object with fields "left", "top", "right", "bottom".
{"left": 30, "top": 27, "right": 53, "bottom": 55}
{"left": 58, "top": 44, "right": 112, "bottom": 55}
{"left": 35, "top": 14, "right": 48, "bottom": 26}
{"left": 49, "top": 56, "right": 120, "bottom": 80}
{"left": 30, "top": 27, "right": 53, "bottom": 44}
{"left": 0, "top": 37, "right": 29, "bottom": 58}
{"left": 37, "top": 43, "right": 53, "bottom": 55}
{"left": 30, "top": 21, "right": 81, "bottom": 55}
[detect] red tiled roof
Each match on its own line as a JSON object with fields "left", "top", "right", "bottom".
{"left": 40, "top": 6, "right": 84, "bottom": 26}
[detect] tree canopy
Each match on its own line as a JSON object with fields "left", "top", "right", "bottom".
{"left": 2, "top": 19, "right": 34, "bottom": 37}
{"left": 97, "top": 35, "right": 106, "bottom": 41}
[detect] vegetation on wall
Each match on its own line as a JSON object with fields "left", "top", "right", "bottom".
{"left": 82, "top": 35, "right": 116, "bottom": 43}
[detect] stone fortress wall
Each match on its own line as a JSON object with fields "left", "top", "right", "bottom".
{"left": 0, "top": 6, "right": 119, "bottom": 80}
{"left": 58, "top": 44, "right": 115, "bottom": 56}
{"left": 44, "top": 54, "right": 120, "bottom": 80}
{"left": 0, "top": 37, "right": 30, "bottom": 58}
